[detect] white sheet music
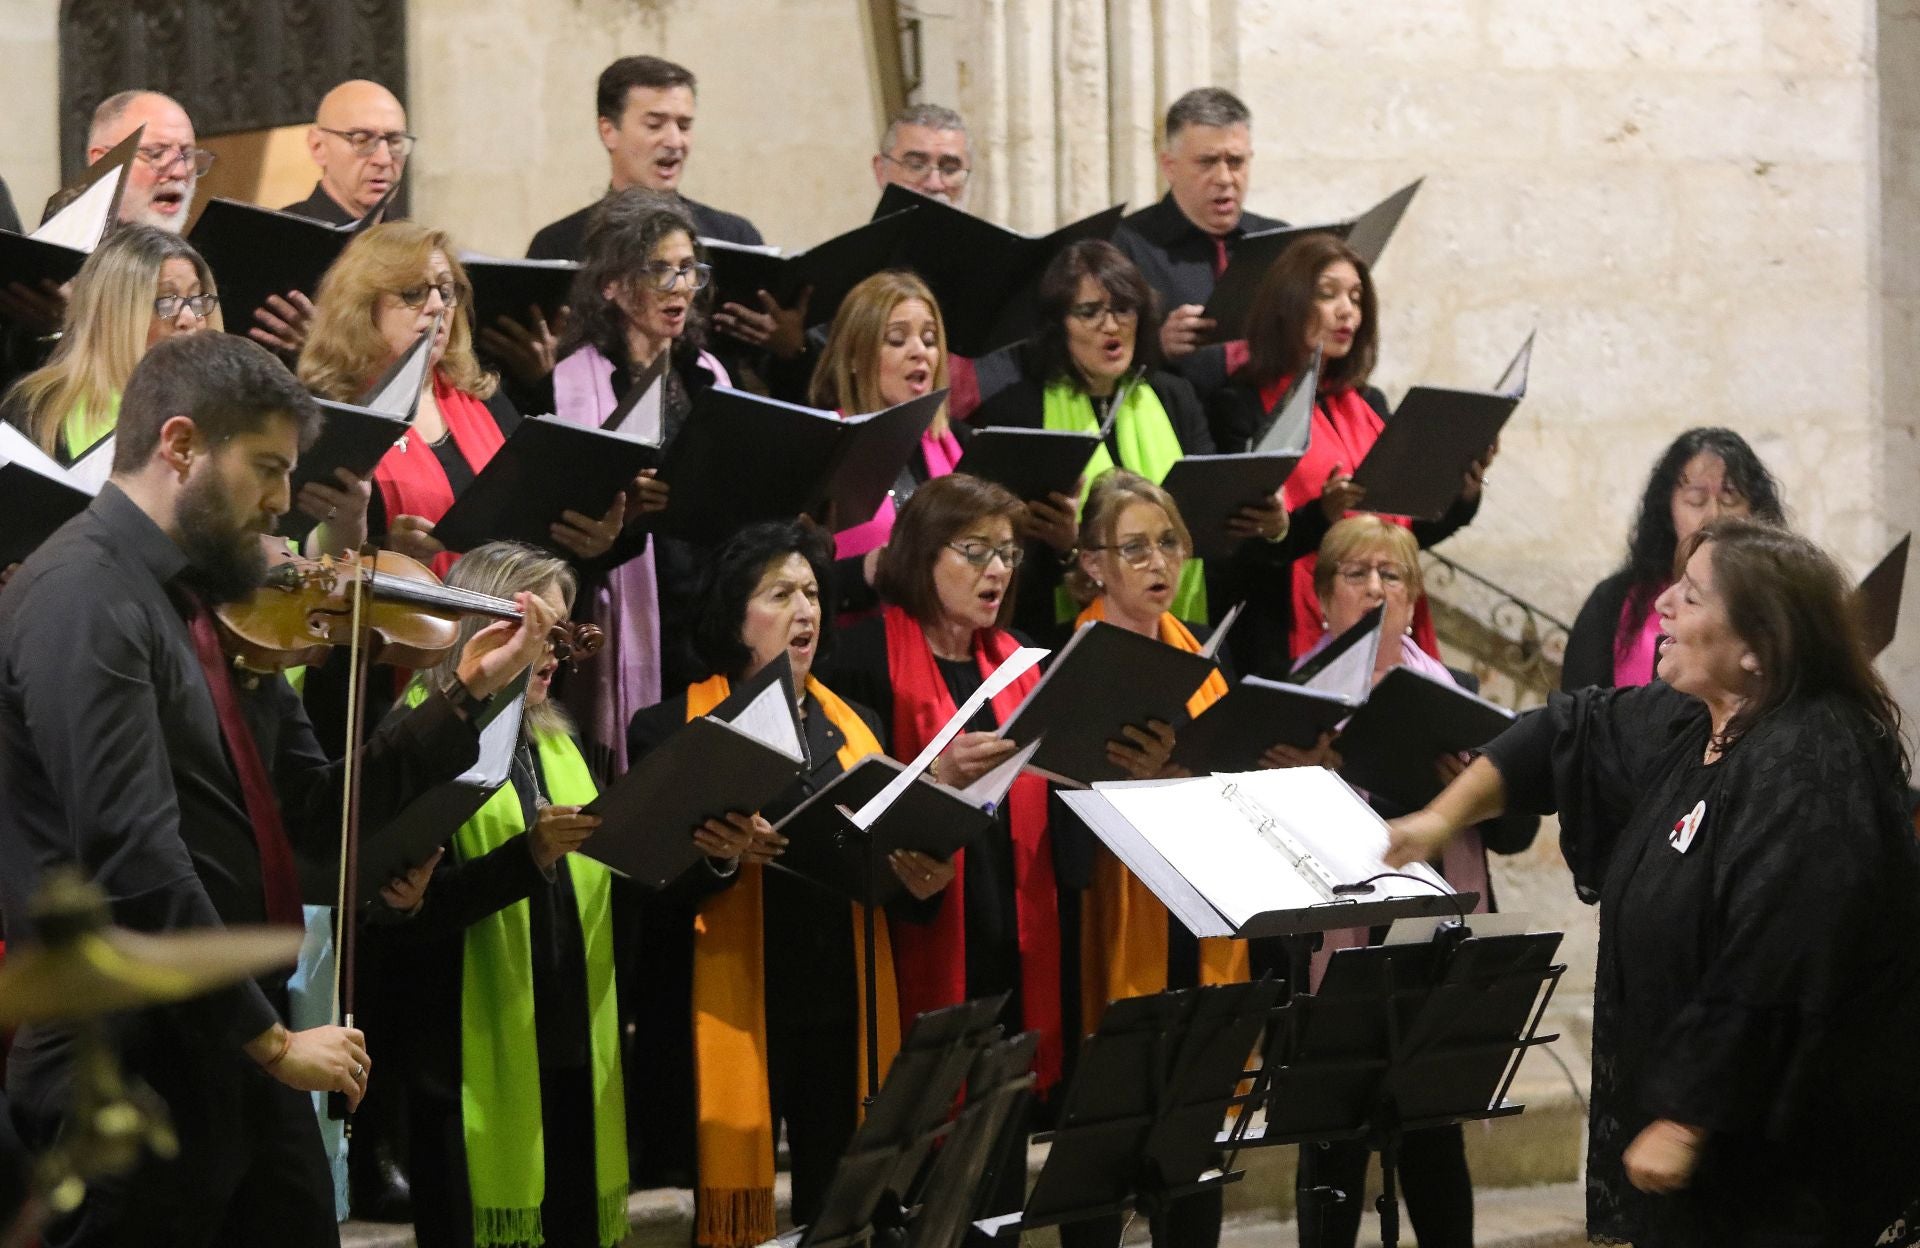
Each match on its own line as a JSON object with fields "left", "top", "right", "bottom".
{"left": 1495, "top": 329, "right": 1536, "bottom": 399}
{"left": 65, "top": 435, "right": 115, "bottom": 494}
{"left": 29, "top": 165, "right": 123, "bottom": 253}
{"left": 850, "top": 645, "right": 1049, "bottom": 829}
{"left": 360, "top": 316, "right": 439, "bottom": 418}
{"left": 722, "top": 676, "right": 806, "bottom": 763}
{"left": 462, "top": 694, "right": 526, "bottom": 786}
{"left": 1201, "top": 602, "right": 1243, "bottom": 662}
{"left": 1094, "top": 767, "right": 1448, "bottom": 929}
{"left": 957, "top": 737, "right": 1042, "bottom": 811}
{"left": 0, "top": 423, "right": 78, "bottom": 484}
{"left": 1255, "top": 352, "right": 1319, "bottom": 456}
{"left": 1301, "top": 614, "right": 1383, "bottom": 707}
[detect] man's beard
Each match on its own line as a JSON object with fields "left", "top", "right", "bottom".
{"left": 131, "top": 177, "right": 195, "bottom": 233}
{"left": 174, "top": 470, "right": 269, "bottom": 604}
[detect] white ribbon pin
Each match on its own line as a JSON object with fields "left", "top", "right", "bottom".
{"left": 1669, "top": 799, "right": 1706, "bottom": 854}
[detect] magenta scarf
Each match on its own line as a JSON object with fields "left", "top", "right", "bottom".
{"left": 830, "top": 425, "right": 963, "bottom": 561}
{"left": 550, "top": 343, "right": 728, "bottom": 772}
{"left": 1611, "top": 583, "right": 1666, "bottom": 687}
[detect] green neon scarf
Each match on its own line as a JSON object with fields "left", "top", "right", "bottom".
{"left": 62, "top": 394, "right": 118, "bottom": 463}
{"left": 451, "top": 727, "right": 629, "bottom": 1246}
{"left": 1041, "top": 374, "right": 1208, "bottom": 622}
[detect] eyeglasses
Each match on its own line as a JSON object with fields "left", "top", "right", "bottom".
{"left": 1088, "top": 534, "right": 1185, "bottom": 569}
{"left": 1336, "top": 561, "right": 1409, "bottom": 589}
{"left": 946, "top": 540, "right": 1023, "bottom": 570}
{"left": 153, "top": 293, "right": 217, "bottom": 320}
{"left": 136, "top": 144, "right": 216, "bottom": 176}
{"left": 637, "top": 261, "right": 712, "bottom": 293}
{"left": 393, "top": 281, "right": 458, "bottom": 309}
{"left": 1066, "top": 301, "right": 1140, "bottom": 326}
{"left": 319, "top": 127, "right": 416, "bottom": 159}
{"left": 881, "top": 153, "right": 971, "bottom": 184}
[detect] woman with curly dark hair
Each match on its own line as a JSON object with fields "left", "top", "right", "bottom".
{"left": 1562, "top": 427, "right": 1784, "bottom": 690}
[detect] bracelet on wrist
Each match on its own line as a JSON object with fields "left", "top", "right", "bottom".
{"left": 262, "top": 1027, "right": 293, "bottom": 1069}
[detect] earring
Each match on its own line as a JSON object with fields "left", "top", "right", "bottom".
{"left": 1092, "top": 580, "right": 1104, "bottom": 591}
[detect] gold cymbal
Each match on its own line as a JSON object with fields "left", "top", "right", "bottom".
{"left": 0, "top": 926, "right": 304, "bottom": 1027}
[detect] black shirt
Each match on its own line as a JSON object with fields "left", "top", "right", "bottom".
{"left": 526, "top": 192, "right": 764, "bottom": 261}
{"left": 278, "top": 183, "right": 360, "bottom": 227}
{"left": 1111, "top": 193, "right": 1285, "bottom": 397}
{"left": 0, "top": 485, "right": 480, "bottom": 1082}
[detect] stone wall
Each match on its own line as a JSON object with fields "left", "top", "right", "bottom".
{"left": 1882, "top": 0, "right": 1920, "bottom": 705}
{"left": 0, "top": 0, "right": 61, "bottom": 221}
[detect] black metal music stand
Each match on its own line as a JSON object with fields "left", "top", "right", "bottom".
{"left": 1240, "top": 921, "right": 1565, "bottom": 1248}
{"left": 765, "top": 994, "right": 1010, "bottom": 1248}
{"left": 897, "top": 1030, "right": 1041, "bottom": 1248}
{"left": 971, "top": 979, "right": 1283, "bottom": 1242}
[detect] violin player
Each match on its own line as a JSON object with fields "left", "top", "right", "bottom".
{"left": 0, "top": 334, "right": 560, "bottom": 1248}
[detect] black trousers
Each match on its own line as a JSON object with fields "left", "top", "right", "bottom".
{"left": 765, "top": 1011, "right": 860, "bottom": 1231}
{"left": 409, "top": 1063, "right": 602, "bottom": 1248}
{"left": 1055, "top": 1187, "right": 1224, "bottom": 1248}
{"left": 1294, "top": 1125, "right": 1473, "bottom": 1248}
{"left": 11, "top": 1033, "right": 336, "bottom": 1248}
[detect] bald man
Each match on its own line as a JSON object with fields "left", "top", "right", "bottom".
{"left": 281, "top": 80, "right": 411, "bottom": 225}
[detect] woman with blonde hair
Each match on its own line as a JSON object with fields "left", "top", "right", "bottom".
{"left": 2, "top": 223, "right": 219, "bottom": 461}
{"left": 298, "top": 222, "right": 626, "bottom": 571}
{"left": 808, "top": 270, "right": 963, "bottom": 615}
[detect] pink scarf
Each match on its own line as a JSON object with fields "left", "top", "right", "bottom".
{"left": 1612, "top": 583, "right": 1665, "bottom": 687}
{"left": 550, "top": 343, "right": 729, "bottom": 772}
{"left": 830, "top": 426, "right": 963, "bottom": 561}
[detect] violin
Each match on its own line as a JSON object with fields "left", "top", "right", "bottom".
{"left": 214, "top": 548, "right": 603, "bottom": 674}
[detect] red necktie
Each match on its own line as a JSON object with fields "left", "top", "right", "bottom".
{"left": 1211, "top": 235, "right": 1230, "bottom": 278}
{"left": 181, "top": 595, "right": 305, "bottom": 926}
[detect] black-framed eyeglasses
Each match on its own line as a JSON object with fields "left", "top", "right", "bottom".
{"left": 881, "top": 153, "right": 971, "bottom": 184}
{"left": 1087, "top": 534, "right": 1185, "bottom": 569}
{"left": 394, "top": 281, "right": 458, "bottom": 309}
{"left": 946, "top": 540, "right": 1023, "bottom": 570}
{"left": 637, "top": 261, "right": 712, "bottom": 293}
{"left": 136, "top": 144, "right": 216, "bottom": 176}
{"left": 1066, "top": 301, "right": 1140, "bottom": 326}
{"left": 319, "top": 127, "right": 416, "bottom": 159}
{"left": 153, "top": 293, "right": 217, "bottom": 320}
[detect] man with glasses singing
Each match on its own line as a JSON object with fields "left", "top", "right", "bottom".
{"left": 69, "top": 91, "right": 211, "bottom": 233}
{"left": 281, "top": 80, "right": 412, "bottom": 226}
{"left": 871, "top": 104, "right": 972, "bottom": 208}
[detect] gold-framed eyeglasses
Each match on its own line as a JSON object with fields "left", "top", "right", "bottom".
{"left": 153, "top": 293, "right": 217, "bottom": 320}
{"left": 136, "top": 144, "right": 216, "bottom": 176}
{"left": 1088, "top": 534, "right": 1185, "bottom": 569}
{"left": 946, "top": 540, "right": 1023, "bottom": 570}
{"left": 319, "top": 128, "right": 416, "bottom": 159}
{"left": 1336, "top": 561, "right": 1409, "bottom": 589}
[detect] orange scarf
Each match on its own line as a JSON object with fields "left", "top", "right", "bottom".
{"left": 686, "top": 674, "right": 901, "bottom": 1247}
{"left": 1073, "top": 599, "right": 1248, "bottom": 1031}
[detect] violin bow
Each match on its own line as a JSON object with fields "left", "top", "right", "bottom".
{"left": 326, "top": 549, "right": 376, "bottom": 1131}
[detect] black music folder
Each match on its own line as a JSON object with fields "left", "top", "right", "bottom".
{"left": 954, "top": 429, "right": 1098, "bottom": 504}
{"left": 1333, "top": 666, "right": 1515, "bottom": 810}
{"left": 702, "top": 209, "right": 917, "bottom": 329}
{"left": 190, "top": 191, "right": 384, "bottom": 331}
{"left": 0, "top": 130, "right": 139, "bottom": 306}
{"left": 1351, "top": 331, "right": 1534, "bottom": 521}
{"left": 460, "top": 251, "right": 579, "bottom": 333}
{"left": 653, "top": 386, "right": 945, "bottom": 543}
{"left": 1857, "top": 533, "right": 1910, "bottom": 659}
{"left": 1158, "top": 357, "right": 1317, "bottom": 560}
{"left": 0, "top": 424, "right": 101, "bottom": 566}
{"left": 873, "top": 184, "right": 1127, "bottom": 356}
{"left": 431, "top": 418, "right": 662, "bottom": 554}
{"left": 772, "top": 744, "right": 1032, "bottom": 904}
{"left": 582, "top": 659, "right": 806, "bottom": 888}
{"left": 1203, "top": 179, "right": 1422, "bottom": 343}
{"left": 343, "top": 681, "right": 527, "bottom": 907}
{"left": 997, "top": 620, "right": 1220, "bottom": 787}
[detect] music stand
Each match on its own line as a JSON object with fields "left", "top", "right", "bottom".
{"left": 972, "top": 979, "right": 1283, "bottom": 1241}
{"left": 764, "top": 994, "right": 1009, "bottom": 1248}
{"left": 1238, "top": 920, "right": 1565, "bottom": 1248}
{"left": 898, "top": 1030, "right": 1041, "bottom": 1248}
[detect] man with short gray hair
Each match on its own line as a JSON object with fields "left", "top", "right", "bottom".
{"left": 1113, "top": 86, "right": 1283, "bottom": 396}
{"left": 83, "top": 90, "right": 208, "bottom": 233}
{"left": 872, "top": 103, "right": 972, "bottom": 207}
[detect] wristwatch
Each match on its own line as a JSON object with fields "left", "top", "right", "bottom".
{"left": 442, "top": 675, "right": 494, "bottom": 720}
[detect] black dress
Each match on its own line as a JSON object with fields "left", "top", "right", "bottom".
{"left": 624, "top": 687, "right": 887, "bottom": 1229}
{"left": 1483, "top": 681, "right": 1920, "bottom": 1246}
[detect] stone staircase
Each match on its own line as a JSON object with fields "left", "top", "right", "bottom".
{"left": 342, "top": 1003, "right": 1593, "bottom": 1247}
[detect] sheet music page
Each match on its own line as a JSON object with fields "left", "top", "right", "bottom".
{"left": 29, "top": 168, "right": 121, "bottom": 252}
{"left": 64, "top": 435, "right": 114, "bottom": 495}
{"left": 361, "top": 317, "right": 438, "bottom": 417}
{"left": 0, "top": 423, "right": 80, "bottom": 485}
{"left": 721, "top": 677, "right": 805, "bottom": 762}
{"left": 1095, "top": 780, "right": 1330, "bottom": 926}
{"left": 1301, "top": 616, "right": 1381, "bottom": 705}
{"left": 1254, "top": 352, "right": 1319, "bottom": 455}
{"left": 463, "top": 694, "right": 526, "bottom": 786}
{"left": 851, "top": 645, "right": 1049, "bottom": 829}
{"left": 1494, "top": 330, "right": 1536, "bottom": 399}
{"left": 958, "top": 737, "right": 1043, "bottom": 810}
{"left": 1230, "top": 767, "right": 1449, "bottom": 895}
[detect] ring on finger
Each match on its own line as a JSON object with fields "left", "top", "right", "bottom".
{"left": 353, "top": 1063, "right": 366, "bottom": 1080}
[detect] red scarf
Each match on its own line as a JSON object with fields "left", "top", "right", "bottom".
{"left": 1267, "top": 375, "right": 1442, "bottom": 662}
{"left": 370, "top": 372, "right": 508, "bottom": 576}
{"left": 880, "top": 604, "right": 1063, "bottom": 1090}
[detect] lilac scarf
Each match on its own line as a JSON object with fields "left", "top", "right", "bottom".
{"left": 550, "top": 344, "right": 729, "bottom": 772}
{"left": 1296, "top": 631, "right": 1493, "bottom": 989}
